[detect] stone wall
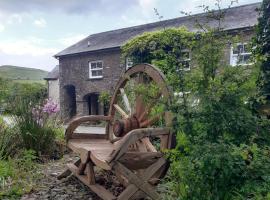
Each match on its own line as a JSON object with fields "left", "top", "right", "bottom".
{"left": 59, "top": 48, "right": 124, "bottom": 120}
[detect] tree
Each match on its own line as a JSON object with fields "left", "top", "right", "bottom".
{"left": 254, "top": 0, "right": 270, "bottom": 114}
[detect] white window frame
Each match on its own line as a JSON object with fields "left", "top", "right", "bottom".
{"left": 89, "top": 60, "right": 103, "bottom": 79}
{"left": 125, "top": 57, "right": 133, "bottom": 70}
{"left": 180, "top": 49, "right": 191, "bottom": 71}
{"left": 230, "top": 43, "right": 252, "bottom": 67}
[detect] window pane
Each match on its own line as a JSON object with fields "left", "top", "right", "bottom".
{"left": 91, "top": 62, "right": 97, "bottom": 69}
{"left": 243, "top": 54, "right": 251, "bottom": 63}
{"left": 92, "top": 71, "right": 97, "bottom": 76}
{"left": 97, "top": 62, "right": 102, "bottom": 68}
{"left": 181, "top": 60, "right": 190, "bottom": 69}
{"left": 97, "top": 70, "right": 102, "bottom": 76}
{"left": 243, "top": 44, "right": 249, "bottom": 53}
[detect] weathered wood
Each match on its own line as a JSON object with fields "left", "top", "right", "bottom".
{"left": 71, "top": 133, "right": 107, "bottom": 140}
{"left": 113, "top": 104, "right": 129, "bottom": 119}
{"left": 60, "top": 64, "right": 175, "bottom": 200}
{"left": 86, "top": 162, "right": 95, "bottom": 185}
{"left": 141, "top": 138, "right": 157, "bottom": 152}
{"left": 57, "top": 159, "right": 81, "bottom": 180}
{"left": 118, "top": 152, "right": 163, "bottom": 169}
{"left": 140, "top": 114, "right": 162, "bottom": 127}
{"left": 113, "top": 161, "right": 160, "bottom": 200}
{"left": 65, "top": 115, "right": 111, "bottom": 141}
{"left": 120, "top": 88, "right": 131, "bottom": 115}
{"left": 108, "top": 127, "right": 170, "bottom": 163}
{"left": 68, "top": 163, "right": 116, "bottom": 200}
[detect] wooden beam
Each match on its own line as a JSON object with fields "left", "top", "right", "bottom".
{"left": 113, "top": 161, "right": 160, "bottom": 200}
{"left": 113, "top": 104, "right": 129, "bottom": 119}
{"left": 120, "top": 88, "right": 131, "bottom": 115}
{"left": 68, "top": 163, "right": 116, "bottom": 200}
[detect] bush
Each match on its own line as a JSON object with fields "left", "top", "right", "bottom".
{"left": 166, "top": 135, "right": 270, "bottom": 200}
{"left": 0, "top": 150, "right": 40, "bottom": 199}
{"left": 0, "top": 117, "right": 20, "bottom": 159}
{"left": 13, "top": 98, "right": 61, "bottom": 156}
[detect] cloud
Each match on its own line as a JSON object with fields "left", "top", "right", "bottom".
{"left": 33, "top": 18, "right": 47, "bottom": 28}
{"left": 0, "top": 23, "right": 4, "bottom": 32}
{"left": 0, "top": 0, "right": 138, "bottom": 15}
{"left": 0, "top": 39, "right": 58, "bottom": 56}
{"left": 7, "top": 14, "right": 23, "bottom": 24}
{"left": 59, "top": 34, "right": 87, "bottom": 46}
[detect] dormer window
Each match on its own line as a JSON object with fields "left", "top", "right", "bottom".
{"left": 89, "top": 61, "right": 103, "bottom": 79}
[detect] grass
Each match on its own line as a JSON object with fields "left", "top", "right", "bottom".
{"left": 0, "top": 65, "right": 48, "bottom": 81}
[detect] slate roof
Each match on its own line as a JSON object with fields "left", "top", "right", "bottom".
{"left": 55, "top": 2, "right": 260, "bottom": 57}
{"left": 44, "top": 65, "right": 59, "bottom": 80}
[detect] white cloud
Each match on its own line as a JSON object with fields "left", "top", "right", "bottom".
{"left": 0, "top": 39, "right": 58, "bottom": 56}
{"left": 0, "top": 24, "right": 4, "bottom": 32}
{"left": 59, "top": 34, "right": 87, "bottom": 46}
{"left": 7, "top": 14, "right": 23, "bottom": 24}
{"left": 33, "top": 18, "right": 47, "bottom": 28}
{"left": 138, "top": 0, "right": 158, "bottom": 15}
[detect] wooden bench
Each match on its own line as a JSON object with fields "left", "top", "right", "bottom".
{"left": 59, "top": 64, "right": 176, "bottom": 200}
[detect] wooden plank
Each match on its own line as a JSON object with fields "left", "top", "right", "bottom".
{"left": 65, "top": 115, "right": 111, "bottom": 141}
{"left": 57, "top": 159, "right": 81, "bottom": 180}
{"left": 108, "top": 128, "right": 170, "bottom": 163}
{"left": 120, "top": 88, "right": 131, "bottom": 114}
{"left": 141, "top": 138, "right": 157, "bottom": 152}
{"left": 118, "top": 152, "right": 163, "bottom": 170}
{"left": 113, "top": 104, "right": 129, "bottom": 119}
{"left": 115, "top": 158, "right": 165, "bottom": 200}
{"left": 71, "top": 133, "right": 107, "bottom": 140}
{"left": 113, "top": 162, "right": 160, "bottom": 200}
{"left": 68, "top": 163, "right": 116, "bottom": 200}
{"left": 86, "top": 162, "right": 95, "bottom": 185}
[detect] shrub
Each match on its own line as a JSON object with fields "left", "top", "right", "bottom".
{"left": 0, "top": 150, "right": 40, "bottom": 199}
{"left": 0, "top": 117, "right": 20, "bottom": 159}
{"left": 13, "top": 98, "right": 61, "bottom": 156}
{"left": 166, "top": 135, "right": 270, "bottom": 200}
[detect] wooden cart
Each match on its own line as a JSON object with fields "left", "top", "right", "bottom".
{"left": 59, "top": 64, "right": 175, "bottom": 200}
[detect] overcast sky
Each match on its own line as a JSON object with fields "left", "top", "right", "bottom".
{"left": 0, "top": 0, "right": 261, "bottom": 71}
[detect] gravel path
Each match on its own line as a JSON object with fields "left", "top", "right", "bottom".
{"left": 21, "top": 154, "right": 101, "bottom": 200}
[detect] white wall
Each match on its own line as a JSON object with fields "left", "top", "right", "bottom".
{"left": 48, "top": 79, "right": 60, "bottom": 105}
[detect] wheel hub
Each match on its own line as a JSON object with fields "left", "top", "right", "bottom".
{"left": 113, "top": 115, "right": 140, "bottom": 137}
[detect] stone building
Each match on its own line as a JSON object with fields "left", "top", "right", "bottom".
{"left": 54, "top": 3, "right": 260, "bottom": 120}
{"left": 44, "top": 65, "right": 60, "bottom": 105}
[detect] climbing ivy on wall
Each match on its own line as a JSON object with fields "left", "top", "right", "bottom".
{"left": 254, "top": 0, "right": 270, "bottom": 109}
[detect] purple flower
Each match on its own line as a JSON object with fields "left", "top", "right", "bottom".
{"left": 42, "top": 98, "right": 60, "bottom": 114}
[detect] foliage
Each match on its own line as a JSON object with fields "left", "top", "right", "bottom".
{"left": 13, "top": 97, "right": 60, "bottom": 156}
{"left": 0, "top": 150, "right": 40, "bottom": 199}
{"left": 4, "top": 81, "right": 47, "bottom": 114}
{"left": 253, "top": 0, "right": 270, "bottom": 109}
{"left": 166, "top": 135, "right": 270, "bottom": 200}
{"left": 122, "top": 2, "right": 270, "bottom": 199}
{"left": 0, "top": 117, "right": 20, "bottom": 159}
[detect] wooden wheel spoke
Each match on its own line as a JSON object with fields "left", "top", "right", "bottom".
{"left": 114, "top": 104, "right": 129, "bottom": 119}
{"left": 120, "top": 88, "right": 132, "bottom": 115}
{"left": 139, "top": 112, "right": 164, "bottom": 128}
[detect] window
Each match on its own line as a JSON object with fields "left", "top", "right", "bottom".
{"left": 125, "top": 57, "right": 133, "bottom": 70}
{"left": 179, "top": 50, "right": 191, "bottom": 71}
{"left": 89, "top": 61, "right": 103, "bottom": 79}
{"left": 230, "top": 43, "right": 252, "bottom": 66}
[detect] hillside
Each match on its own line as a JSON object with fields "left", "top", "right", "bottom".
{"left": 0, "top": 65, "right": 48, "bottom": 81}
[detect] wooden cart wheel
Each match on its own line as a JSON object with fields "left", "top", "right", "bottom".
{"left": 108, "top": 63, "right": 173, "bottom": 145}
